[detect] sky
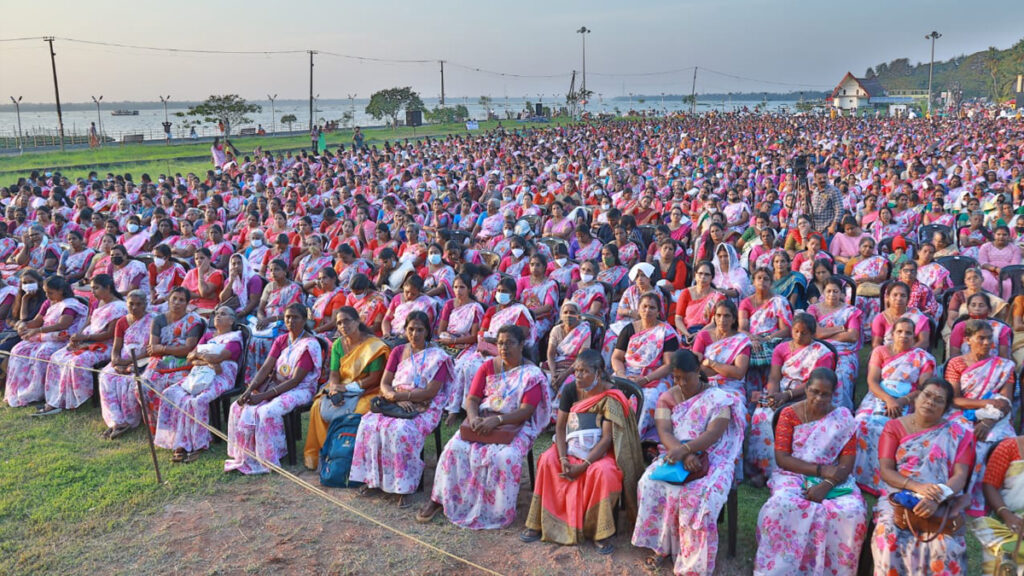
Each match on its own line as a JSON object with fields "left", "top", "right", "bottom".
{"left": 2, "top": 0, "right": 1023, "bottom": 104}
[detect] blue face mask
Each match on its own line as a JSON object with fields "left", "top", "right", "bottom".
{"left": 495, "top": 292, "right": 511, "bottom": 305}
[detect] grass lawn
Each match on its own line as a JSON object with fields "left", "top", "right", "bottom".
{"left": 0, "top": 345, "right": 983, "bottom": 575}
{"left": 0, "top": 119, "right": 573, "bottom": 180}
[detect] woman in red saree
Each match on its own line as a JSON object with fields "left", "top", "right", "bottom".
{"left": 521, "top": 349, "right": 643, "bottom": 553}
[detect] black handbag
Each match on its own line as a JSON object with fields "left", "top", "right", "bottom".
{"left": 369, "top": 396, "right": 419, "bottom": 419}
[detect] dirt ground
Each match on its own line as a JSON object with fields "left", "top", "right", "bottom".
{"left": 74, "top": 467, "right": 753, "bottom": 576}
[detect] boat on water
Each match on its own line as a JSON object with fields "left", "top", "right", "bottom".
{"left": 111, "top": 110, "right": 139, "bottom": 116}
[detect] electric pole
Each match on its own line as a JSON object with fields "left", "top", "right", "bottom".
{"left": 925, "top": 31, "right": 942, "bottom": 117}
{"left": 577, "top": 27, "right": 590, "bottom": 109}
{"left": 267, "top": 94, "right": 277, "bottom": 134}
{"left": 440, "top": 60, "right": 446, "bottom": 107}
{"left": 308, "top": 50, "right": 317, "bottom": 131}
{"left": 44, "top": 37, "right": 65, "bottom": 151}
{"left": 690, "top": 67, "right": 698, "bottom": 114}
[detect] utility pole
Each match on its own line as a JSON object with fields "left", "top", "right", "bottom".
{"left": 44, "top": 37, "right": 65, "bottom": 151}
{"left": 690, "top": 67, "right": 698, "bottom": 114}
{"left": 577, "top": 27, "right": 590, "bottom": 110}
{"left": 91, "top": 95, "right": 103, "bottom": 146}
{"left": 267, "top": 94, "right": 277, "bottom": 134}
{"left": 159, "top": 95, "right": 171, "bottom": 143}
{"left": 9, "top": 96, "right": 23, "bottom": 153}
{"left": 308, "top": 50, "right": 317, "bottom": 132}
{"left": 439, "top": 60, "right": 446, "bottom": 107}
{"left": 925, "top": 31, "right": 942, "bottom": 117}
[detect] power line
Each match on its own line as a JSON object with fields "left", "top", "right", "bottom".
{"left": 588, "top": 66, "right": 696, "bottom": 78}
{"left": 697, "top": 66, "right": 831, "bottom": 89}
{"left": 0, "top": 36, "right": 46, "bottom": 42}
{"left": 444, "top": 61, "right": 567, "bottom": 79}
{"left": 56, "top": 37, "right": 306, "bottom": 55}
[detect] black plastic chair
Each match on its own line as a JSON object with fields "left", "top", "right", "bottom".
{"left": 998, "top": 264, "right": 1024, "bottom": 300}
{"left": 281, "top": 335, "right": 332, "bottom": 466}
{"left": 209, "top": 323, "right": 252, "bottom": 440}
{"left": 918, "top": 224, "right": 952, "bottom": 247}
{"left": 417, "top": 425, "right": 446, "bottom": 492}
{"left": 832, "top": 273, "right": 857, "bottom": 306}
{"left": 936, "top": 255, "right": 978, "bottom": 287}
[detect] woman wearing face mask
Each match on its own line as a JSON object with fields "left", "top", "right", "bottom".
{"left": 597, "top": 244, "right": 629, "bottom": 305}
{"left": 219, "top": 253, "right": 262, "bottom": 320}
{"left": 546, "top": 244, "right": 580, "bottom": 295}
{"left": 227, "top": 303, "right": 323, "bottom": 475}
{"left": 754, "top": 368, "right": 868, "bottom": 576}
{"left": 421, "top": 243, "right": 455, "bottom": 301}
{"left": 747, "top": 313, "right": 835, "bottom": 484}
{"left": 36, "top": 274, "right": 128, "bottom": 416}
{"left": 4, "top": 275, "right": 90, "bottom": 408}
{"left": 570, "top": 260, "right": 607, "bottom": 318}
{"left": 57, "top": 229, "right": 95, "bottom": 286}
{"left": 148, "top": 244, "right": 186, "bottom": 311}
{"left": 445, "top": 277, "right": 536, "bottom": 420}
{"left": 119, "top": 215, "right": 151, "bottom": 256}
{"left": 109, "top": 244, "right": 149, "bottom": 299}
{"left": 244, "top": 229, "right": 269, "bottom": 272}
{"left": 498, "top": 236, "right": 531, "bottom": 277}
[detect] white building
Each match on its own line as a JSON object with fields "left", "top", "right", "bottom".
{"left": 830, "top": 72, "right": 887, "bottom": 111}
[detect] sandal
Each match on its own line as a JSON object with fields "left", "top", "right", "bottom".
{"left": 31, "top": 405, "right": 61, "bottom": 417}
{"left": 356, "top": 485, "right": 378, "bottom": 497}
{"left": 108, "top": 425, "right": 132, "bottom": 440}
{"left": 100, "top": 427, "right": 113, "bottom": 439}
{"left": 519, "top": 529, "right": 541, "bottom": 543}
{"left": 415, "top": 501, "right": 442, "bottom": 524}
{"left": 171, "top": 449, "right": 186, "bottom": 463}
{"left": 644, "top": 554, "right": 668, "bottom": 572}
{"left": 397, "top": 495, "right": 413, "bottom": 509}
{"left": 183, "top": 449, "right": 205, "bottom": 463}
{"left": 595, "top": 539, "right": 614, "bottom": 555}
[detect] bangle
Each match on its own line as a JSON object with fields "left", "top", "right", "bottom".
{"left": 901, "top": 476, "right": 911, "bottom": 489}
{"left": 998, "top": 506, "right": 1011, "bottom": 516}
{"left": 822, "top": 479, "right": 836, "bottom": 488}
{"left": 497, "top": 415, "right": 504, "bottom": 424}
{"left": 582, "top": 458, "right": 592, "bottom": 467}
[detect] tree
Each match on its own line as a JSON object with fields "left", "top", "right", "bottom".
{"left": 365, "top": 87, "right": 425, "bottom": 129}
{"left": 183, "top": 94, "right": 260, "bottom": 137}
{"left": 281, "top": 114, "right": 298, "bottom": 131}
{"left": 424, "top": 105, "right": 469, "bottom": 124}
{"left": 340, "top": 111, "right": 354, "bottom": 128}
{"left": 987, "top": 46, "right": 1001, "bottom": 101}
{"left": 478, "top": 95, "right": 492, "bottom": 109}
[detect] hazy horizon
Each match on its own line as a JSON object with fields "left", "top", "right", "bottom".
{"left": 2, "top": 0, "right": 1022, "bottom": 105}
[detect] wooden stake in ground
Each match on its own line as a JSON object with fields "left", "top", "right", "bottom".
{"left": 131, "top": 349, "right": 163, "bottom": 485}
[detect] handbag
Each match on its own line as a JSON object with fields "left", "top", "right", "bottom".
{"left": 803, "top": 476, "right": 854, "bottom": 499}
{"left": 180, "top": 365, "right": 217, "bottom": 396}
{"left": 369, "top": 396, "right": 419, "bottom": 419}
{"left": 459, "top": 411, "right": 522, "bottom": 444}
{"left": 888, "top": 493, "right": 965, "bottom": 542}
{"left": 649, "top": 451, "right": 710, "bottom": 485}
{"left": 997, "top": 529, "right": 1024, "bottom": 576}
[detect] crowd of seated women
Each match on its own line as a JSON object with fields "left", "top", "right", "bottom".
{"left": 4, "top": 112, "right": 1024, "bottom": 574}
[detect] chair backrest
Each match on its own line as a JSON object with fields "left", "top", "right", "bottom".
{"left": 538, "top": 236, "right": 568, "bottom": 257}
{"left": 816, "top": 338, "right": 840, "bottom": 371}
{"left": 581, "top": 313, "right": 606, "bottom": 349}
{"left": 936, "top": 255, "right": 978, "bottom": 287}
{"left": 832, "top": 273, "right": 857, "bottom": 306}
{"left": 315, "top": 335, "right": 333, "bottom": 387}
{"left": 998, "top": 264, "right": 1024, "bottom": 299}
{"left": 234, "top": 323, "right": 252, "bottom": 389}
{"left": 637, "top": 225, "right": 657, "bottom": 248}
{"left": 610, "top": 376, "right": 644, "bottom": 424}
{"left": 918, "top": 224, "right": 952, "bottom": 247}
{"left": 479, "top": 250, "right": 500, "bottom": 271}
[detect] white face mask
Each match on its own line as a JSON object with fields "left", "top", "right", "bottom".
{"left": 22, "top": 283, "right": 38, "bottom": 294}
{"left": 428, "top": 253, "right": 442, "bottom": 266}
{"left": 555, "top": 258, "right": 567, "bottom": 267}
{"left": 153, "top": 257, "right": 166, "bottom": 268}
{"left": 503, "top": 229, "right": 512, "bottom": 237}
{"left": 511, "top": 248, "right": 524, "bottom": 259}
{"left": 602, "top": 203, "right": 611, "bottom": 210}
{"left": 495, "top": 292, "right": 511, "bottom": 305}
{"left": 127, "top": 223, "right": 140, "bottom": 234}
{"left": 580, "top": 273, "right": 595, "bottom": 284}
{"left": 250, "top": 239, "right": 263, "bottom": 249}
